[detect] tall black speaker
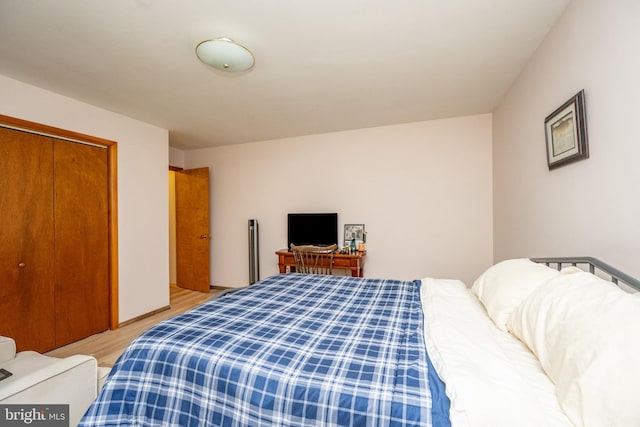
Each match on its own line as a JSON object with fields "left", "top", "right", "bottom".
{"left": 248, "top": 219, "right": 259, "bottom": 285}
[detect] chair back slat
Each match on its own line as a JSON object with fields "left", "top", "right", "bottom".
{"left": 290, "top": 244, "right": 338, "bottom": 275}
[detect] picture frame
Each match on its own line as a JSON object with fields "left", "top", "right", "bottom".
{"left": 544, "top": 90, "right": 589, "bottom": 170}
{"left": 343, "top": 224, "right": 365, "bottom": 247}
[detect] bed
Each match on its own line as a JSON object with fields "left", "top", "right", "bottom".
{"left": 79, "top": 257, "right": 640, "bottom": 427}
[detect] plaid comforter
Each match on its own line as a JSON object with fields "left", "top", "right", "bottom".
{"left": 79, "top": 274, "right": 447, "bottom": 426}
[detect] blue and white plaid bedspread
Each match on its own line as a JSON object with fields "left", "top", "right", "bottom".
{"left": 79, "top": 274, "right": 447, "bottom": 426}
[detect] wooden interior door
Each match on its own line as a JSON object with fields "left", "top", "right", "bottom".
{"left": 175, "top": 167, "right": 211, "bottom": 292}
{"left": 53, "top": 139, "right": 109, "bottom": 347}
{"left": 0, "top": 128, "right": 56, "bottom": 353}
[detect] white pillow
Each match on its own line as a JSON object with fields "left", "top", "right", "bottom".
{"left": 421, "top": 278, "right": 575, "bottom": 427}
{"left": 509, "top": 271, "right": 640, "bottom": 427}
{"left": 471, "top": 259, "right": 560, "bottom": 331}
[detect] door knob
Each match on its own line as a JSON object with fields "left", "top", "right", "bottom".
{"left": 17, "top": 262, "right": 26, "bottom": 268}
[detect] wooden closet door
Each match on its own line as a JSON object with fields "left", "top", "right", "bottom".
{"left": 0, "top": 128, "right": 56, "bottom": 353}
{"left": 53, "top": 139, "right": 109, "bottom": 348}
{"left": 175, "top": 167, "right": 211, "bottom": 293}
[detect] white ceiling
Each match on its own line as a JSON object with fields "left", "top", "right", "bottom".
{"left": 0, "top": 0, "right": 569, "bottom": 150}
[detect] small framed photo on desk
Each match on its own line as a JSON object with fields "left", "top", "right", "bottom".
{"left": 344, "top": 224, "right": 365, "bottom": 247}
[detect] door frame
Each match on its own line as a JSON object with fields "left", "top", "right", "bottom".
{"left": 0, "top": 114, "right": 119, "bottom": 330}
{"left": 168, "top": 165, "right": 182, "bottom": 288}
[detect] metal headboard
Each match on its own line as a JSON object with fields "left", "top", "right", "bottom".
{"left": 530, "top": 257, "right": 640, "bottom": 292}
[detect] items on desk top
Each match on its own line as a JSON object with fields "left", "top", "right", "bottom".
{"left": 343, "top": 224, "right": 365, "bottom": 247}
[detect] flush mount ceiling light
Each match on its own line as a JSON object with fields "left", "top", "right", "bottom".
{"left": 195, "top": 37, "right": 254, "bottom": 72}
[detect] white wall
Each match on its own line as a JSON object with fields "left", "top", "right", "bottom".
{"left": 0, "top": 75, "right": 170, "bottom": 323}
{"left": 169, "top": 147, "right": 185, "bottom": 169}
{"left": 493, "top": 0, "right": 640, "bottom": 278}
{"left": 184, "top": 115, "right": 493, "bottom": 287}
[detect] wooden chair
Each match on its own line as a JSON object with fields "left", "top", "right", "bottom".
{"left": 290, "top": 244, "right": 338, "bottom": 275}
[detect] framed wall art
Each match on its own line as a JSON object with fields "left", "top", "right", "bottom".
{"left": 544, "top": 90, "right": 589, "bottom": 170}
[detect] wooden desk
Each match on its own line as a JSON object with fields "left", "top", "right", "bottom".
{"left": 276, "top": 249, "right": 366, "bottom": 277}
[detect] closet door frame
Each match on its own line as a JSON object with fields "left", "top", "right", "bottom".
{"left": 0, "top": 114, "right": 119, "bottom": 331}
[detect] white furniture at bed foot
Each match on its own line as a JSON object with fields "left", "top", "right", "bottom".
{"left": 97, "top": 366, "right": 110, "bottom": 392}
{"left": 0, "top": 336, "right": 110, "bottom": 427}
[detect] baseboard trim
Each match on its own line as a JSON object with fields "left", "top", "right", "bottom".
{"left": 118, "top": 304, "right": 171, "bottom": 328}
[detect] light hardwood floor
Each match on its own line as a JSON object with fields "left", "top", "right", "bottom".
{"left": 46, "top": 285, "right": 225, "bottom": 367}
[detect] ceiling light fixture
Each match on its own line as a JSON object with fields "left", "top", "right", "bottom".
{"left": 195, "top": 37, "right": 255, "bottom": 72}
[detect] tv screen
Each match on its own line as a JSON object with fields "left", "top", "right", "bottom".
{"left": 287, "top": 213, "right": 338, "bottom": 248}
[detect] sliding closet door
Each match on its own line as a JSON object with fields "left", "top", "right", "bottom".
{"left": 53, "top": 139, "right": 109, "bottom": 348}
{"left": 0, "top": 128, "right": 56, "bottom": 353}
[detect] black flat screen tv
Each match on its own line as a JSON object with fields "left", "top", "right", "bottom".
{"left": 287, "top": 213, "right": 338, "bottom": 248}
